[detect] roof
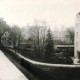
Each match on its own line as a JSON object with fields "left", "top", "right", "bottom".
{"left": 1, "top": 31, "right": 9, "bottom": 38}
{"left": 55, "top": 45, "right": 74, "bottom": 48}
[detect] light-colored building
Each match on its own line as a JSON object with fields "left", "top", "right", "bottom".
{"left": 53, "top": 37, "right": 72, "bottom": 45}
{"left": 74, "top": 12, "right": 80, "bottom": 64}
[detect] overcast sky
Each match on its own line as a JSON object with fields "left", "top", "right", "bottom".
{"left": 0, "top": 0, "right": 80, "bottom": 29}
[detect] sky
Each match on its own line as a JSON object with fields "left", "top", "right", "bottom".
{"left": 0, "top": 0, "right": 80, "bottom": 29}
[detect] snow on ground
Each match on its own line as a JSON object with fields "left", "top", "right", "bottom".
{"left": 0, "top": 50, "right": 28, "bottom": 80}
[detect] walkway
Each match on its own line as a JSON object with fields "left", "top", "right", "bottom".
{"left": 0, "top": 50, "right": 28, "bottom": 80}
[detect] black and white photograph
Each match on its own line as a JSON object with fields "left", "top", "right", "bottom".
{"left": 0, "top": 0, "right": 80, "bottom": 80}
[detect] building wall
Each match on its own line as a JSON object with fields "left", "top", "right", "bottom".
{"left": 75, "top": 13, "right": 80, "bottom": 58}
{"left": 53, "top": 37, "right": 71, "bottom": 45}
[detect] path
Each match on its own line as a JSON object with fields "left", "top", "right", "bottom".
{"left": 0, "top": 50, "right": 28, "bottom": 80}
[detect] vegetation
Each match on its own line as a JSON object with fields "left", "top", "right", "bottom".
{"left": 65, "top": 27, "right": 74, "bottom": 44}
{"left": 27, "top": 22, "right": 47, "bottom": 59}
{"left": 0, "top": 18, "right": 74, "bottom": 64}
{"left": 45, "top": 28, "right": 54, "bottom": 60}
{"left": 0, "top": 18, "right": 10, "bottom": 45}
{"left": 9, "top": 25, "right": 21, "bottom": 47}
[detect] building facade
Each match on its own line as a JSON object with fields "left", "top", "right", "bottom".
{"left": 53, "top": 37, "right": 72, "bottom": 45}
{"left": 74, "top": 12, "right": 80, "bottom": 64}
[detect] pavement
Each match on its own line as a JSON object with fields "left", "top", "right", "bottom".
{"left": 0, "top": 50, "right": 28, "bottom": 80}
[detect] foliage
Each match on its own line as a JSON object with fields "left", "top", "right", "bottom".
{"left": 45, "top": 28, "right": 54, "bottom": 59}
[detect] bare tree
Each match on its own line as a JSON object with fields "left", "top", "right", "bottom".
{"left": 28, "top": 21, "right": 48, "bottom": 58}
{"left": 0, "top": 18, "right": 10, "bottom": 45}
{"left": 10, "top": 25, "right": 21, "bottom": 48}
{"left": 65, "top": 27, "right": 74, "bottom": 44}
